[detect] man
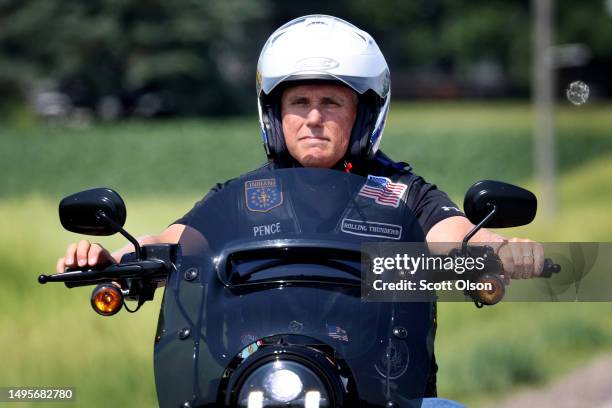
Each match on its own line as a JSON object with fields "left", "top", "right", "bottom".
{"left": 57, "top": 15, "right": 543, "bottom": 396}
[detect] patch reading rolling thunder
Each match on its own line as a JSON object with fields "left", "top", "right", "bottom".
{"left": 341, "top": 218, "right": 402, "bottom": 240}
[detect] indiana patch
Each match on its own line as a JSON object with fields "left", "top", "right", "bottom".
{"left": 245, "top": 178, "right": 283, "bottom": 212}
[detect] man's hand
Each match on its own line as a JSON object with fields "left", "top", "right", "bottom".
{"left": 427, "top": 216, "right": 545, "bottom": 282}
{"left": 55, "top": 224, "right": 187, "bottom": 274}
{"left": 495, "top": 238, "right": 545, "bottom": 281}
{"left": 56, "top": 240, "right": 115, "bottom": 273}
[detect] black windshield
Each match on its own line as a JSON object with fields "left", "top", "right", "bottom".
{"left": 154, "top": 168, "right": 435, "bottom": 408}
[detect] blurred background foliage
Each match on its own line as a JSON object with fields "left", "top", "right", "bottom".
{"left": 1, "top": 0, "right": 612, "bottom": 118}
{"left": 1, "top": 1, "right": 612, "bottom": 408}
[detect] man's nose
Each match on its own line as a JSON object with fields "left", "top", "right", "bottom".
{"left": 305, "top": 107, "right": 323, "bottom": 126}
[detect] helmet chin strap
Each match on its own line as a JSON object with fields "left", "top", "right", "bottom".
{"left": 263, "top": 100, "right": 295, "bottom": 167}
{"left": 344, "top": 92, "right": 376, "bottom": 168}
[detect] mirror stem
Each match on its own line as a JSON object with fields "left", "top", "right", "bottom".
{"left": 462, "top": 204, "right": 497, "bottom": 250}
{"left": 96, "top": 210, "right": 142, "bottom": 260}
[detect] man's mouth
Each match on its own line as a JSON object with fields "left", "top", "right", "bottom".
{"left": 299, "top": 135, "right": 328, "bottom": 141}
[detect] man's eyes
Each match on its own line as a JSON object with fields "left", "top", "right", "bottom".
{"left": 290, "top": 99, "right": 341, "bottom": 106}
{"left": 323, "top": 100, "right": 340, "bottom": 106}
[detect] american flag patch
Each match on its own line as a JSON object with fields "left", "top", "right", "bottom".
{"left": 358, "top": 175, "right": 407, "bottom": 208}
{"left": 326, "top": 324, "right": 349, "bottom": 342}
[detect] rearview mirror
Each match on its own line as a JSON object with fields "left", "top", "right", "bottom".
{"left": 463, "top": 180, "right": 537, "bottom": 228}
{"left": 59, "top": 188, "right": 127, "bottom": 236}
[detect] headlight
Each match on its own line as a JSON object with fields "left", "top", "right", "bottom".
{"left": 237, "top": 360, "right": 330, "bottom": 408}
{"left": 264, "top": 367, "right": 303, "bottom": 402}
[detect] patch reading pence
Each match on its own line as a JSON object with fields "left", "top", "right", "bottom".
{"left": 253, "top": 222, "right": 281, "bottom": 237}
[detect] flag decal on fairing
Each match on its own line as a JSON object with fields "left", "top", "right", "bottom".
{"left": 358, "top": 175, "right": 407, "bottom": 208}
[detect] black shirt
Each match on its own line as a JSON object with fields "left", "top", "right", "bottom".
{"left": 174, "top": 151, "right": 463, "bottom": 236}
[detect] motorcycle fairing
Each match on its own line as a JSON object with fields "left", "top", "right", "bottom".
{"left": 154, "top": 169, "right": 435, "bottom": 407}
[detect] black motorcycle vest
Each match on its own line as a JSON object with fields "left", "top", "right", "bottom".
{"left": 234, "top": 169, "right": 426, "bottom": 244}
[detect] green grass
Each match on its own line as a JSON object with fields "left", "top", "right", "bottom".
{"left": 436, "top": 302, "right": 612, "bottom": 406}
{"left": 384, "top": 102, "right": 612, "bottom": 197}
{"left": 493, "top": 154, "right": 612, "bottom": 241}
{"left": 2, "top": 102, "right": 612, "bottom": 407}
{"left": 0, "top": 196, "right": 184, "bottom": 408}
{"left": 0, "top": 293, "right": 161, "bottom": 408}
{"left": 0, "top": 118, "right": 263, "bottom": 199}
{"left": 2, "top": 102, "right": 611, "bottom": 198}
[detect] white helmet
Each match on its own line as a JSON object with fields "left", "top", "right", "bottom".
{"left": 256, "top": 15, "right": 391, "bottom": 165}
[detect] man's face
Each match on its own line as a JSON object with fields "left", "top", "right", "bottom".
{"left": 281, "top": 83, "right": 358, "bottom": 168}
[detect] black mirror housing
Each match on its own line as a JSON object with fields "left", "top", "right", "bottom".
{"left": 463, "top": 180, "right": 537, "bottom": 228}
{"left": 59, "top": 188, "right": 127, "bottom": 236}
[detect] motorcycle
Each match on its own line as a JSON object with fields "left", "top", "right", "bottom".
{"left": 38, "top": 168, "right": 558, "bottom": 408}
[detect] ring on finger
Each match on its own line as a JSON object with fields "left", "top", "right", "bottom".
{"left": 521, "top": 255, "right": 533, "bottom": 278}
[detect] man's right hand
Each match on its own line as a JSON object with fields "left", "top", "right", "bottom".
{"left": 55, "top": 224, "right": 187, "bottom": 274}
{"left": 56, "top": 240, "right": 116, "bottom": 273}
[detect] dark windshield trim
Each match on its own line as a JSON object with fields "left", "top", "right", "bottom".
{"left": 230, "top": 257, "right": 361, "bottom": 281}
{"left": 221, "top": 276, "right": 361, "bottom": 292}
{"left": 215, "top": 239, "right": 362, "bottom": 285}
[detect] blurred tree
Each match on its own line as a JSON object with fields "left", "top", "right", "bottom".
{"left": 344, "top": 0, "right": 532, "bottom": 97}
{"left": 556, "top": 0, "right": 612, "bottom": 97}
{"left": 0, "top": 0, "right": 270, "bottom": 116}
{"left": 1, "top": 0, "right": 611, "bottom": 116}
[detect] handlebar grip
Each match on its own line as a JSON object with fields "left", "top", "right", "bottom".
{"left": 38, "top": 261, "right": 168, "bottom": 286}
{"left": 540, "top": 258, "right": 561, "bottom": 278}
{"left": 38, "top": 268, "right": 105, "bottom": 284}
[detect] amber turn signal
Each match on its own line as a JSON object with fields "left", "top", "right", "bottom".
{"left": 473, "top": 273, "right": 505, "bottom": 306}
{"left": 91, "top": 284, "right": 123, "bottom": 316}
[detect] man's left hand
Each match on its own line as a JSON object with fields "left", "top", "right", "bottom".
{"left": 495, "top": 238, "right": 545, "bottom": 281}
